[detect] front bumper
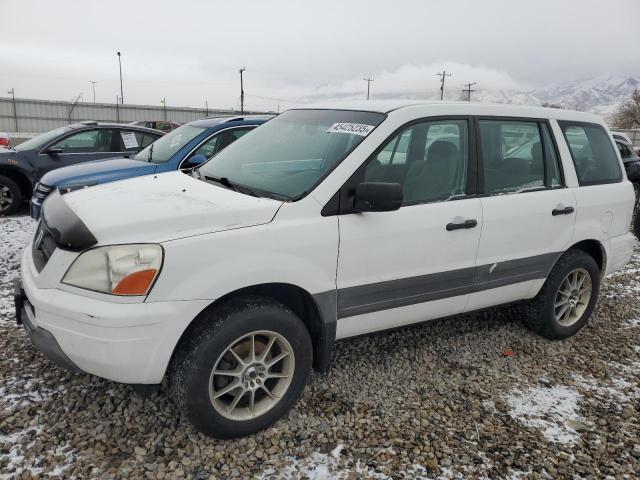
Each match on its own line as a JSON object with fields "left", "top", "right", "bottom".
{"left": 15, "top": 279, "right": 81, "bottom": 373}
{"left": 19, "top": 247, "right": 210, "bottom": 384}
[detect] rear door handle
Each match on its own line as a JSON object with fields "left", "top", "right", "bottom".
{"left": 446, "top": 219, "right": 478, "bottom": 231}
{"left": 552, "top": 206, "right": 575, "bottom": 216}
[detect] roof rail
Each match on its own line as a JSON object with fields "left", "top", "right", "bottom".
{"left": 79, "top": 120, "right": 98, "bottom": 126}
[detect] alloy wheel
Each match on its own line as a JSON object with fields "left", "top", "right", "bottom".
{"left": 554, "top": 268, "right": 592, "bottom": 326}
{"left": 209, "top": 331, "right": 295, "bottom": 421}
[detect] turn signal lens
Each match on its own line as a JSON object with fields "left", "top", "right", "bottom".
{"left": 112, "top": 268, "right": 159, "bottom": 295}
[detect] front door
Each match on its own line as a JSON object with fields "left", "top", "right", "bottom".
{"left": 37, "top": 128, "right": 118, "bottom": 178}
{"left": 335, "top": 118, "right": 483, "bottom": 339}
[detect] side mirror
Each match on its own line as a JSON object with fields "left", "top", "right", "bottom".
{"left": 44, "top": 147, "right": 63, "bottom": 155}
{"left": 354, "top": 182, "right": 403, "bottom": 212}
{"left": 182, "top": 154, "right": 207, "bottom": 169}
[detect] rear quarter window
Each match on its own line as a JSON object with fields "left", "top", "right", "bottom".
{"left": 559, "top": 121, "right": 622, "bottom": 185}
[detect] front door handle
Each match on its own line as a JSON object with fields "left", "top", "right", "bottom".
{"left": 552, "top": 206, "right": 575, "bottom": 216}
{"left": 446, "top": 219, "right": 478, "bottom": 231}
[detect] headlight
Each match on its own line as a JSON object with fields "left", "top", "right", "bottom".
{"left": 63, "top": 244, "right": 163, "bottom": 296}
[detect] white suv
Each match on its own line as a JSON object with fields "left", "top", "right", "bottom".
{"left": 15, "top": 102, "right": 636, "bottom": 438}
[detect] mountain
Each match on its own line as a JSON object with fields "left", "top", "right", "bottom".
{"left": 471, "top": 75, "right": 639, "bottom": 117}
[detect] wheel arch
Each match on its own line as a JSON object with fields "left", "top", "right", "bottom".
{"left": 566, "top": 239, "right": 607, "bottom": 277}
{"left": 169, "top": 283, "right": 336, "bottom": 375}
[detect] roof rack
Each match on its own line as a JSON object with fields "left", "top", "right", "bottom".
{"left": 79, "top": 120, "right": 98, "bottom": 126}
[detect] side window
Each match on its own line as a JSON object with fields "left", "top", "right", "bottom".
{"left": 190, "top": 128, "right": 252, "bottom": 161}
{"left": 616, "top": 141, "right": 632, "bottom": 159}
{"left": 559, "top": 122, "right": 622, "bottom": 185}
{"left": 50, "top": 129, "right": 115, "bottom": 153}
{"left": 363, "top": 119, "right": 468, "bottom": 204}
{"left": 375, "top": 130, "right": 411, "bottom": 165}
{"left": 118, "top": 130, "right": 144, "bottom": 153}
{"left": 480, "top": 120, "right": 545, "bottom": 194}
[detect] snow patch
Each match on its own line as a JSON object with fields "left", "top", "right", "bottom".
{"left": 504, "top": 385, "right": 583, "bottom": 444}
{"left": 257, "top": 445, "right": 429, "bottom": 480}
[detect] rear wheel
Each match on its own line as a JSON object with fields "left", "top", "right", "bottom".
{"left": 169, "top": 295, "right": 312, "bottom": 438}
{"left": 0, "top": 175, "right": 22, "bottom": 215}
{"left": 525, "top": 249, "right": 600, "bottom": 339}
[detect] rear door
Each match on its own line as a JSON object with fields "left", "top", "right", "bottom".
{"left": 468, "top": 117, "right": 576, "bottom": 311}
{"left": 37, "top": 128, "right": 119, "bottom": 177}
{"left": 335, "top": 117, "right": 483, "bottom": 339}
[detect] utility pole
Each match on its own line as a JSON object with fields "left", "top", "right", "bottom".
{"left": 461, "top": 82, "right": 477, "bottom": 101}
{"left": 161, "top": 98, "right": 167, "bottom": 120}
{"left": 8, "top": 88, "right": 18, "bottom": 131}
{"left": 90, "top": 81, "right": 97, "bottom": 102}
{"left": 117, "top": 51, "right": 124, "bottom": 104}
{"left": 239, "top": 67, "right": 246, "bottom": 114}
{"left": 205, "top": 100, "right": 209, "bottom": 117}
{"left": 116, "top": 96, "right": 120, "bottom": 122}
{"left": 435, "top": 70, "right": 452, "bottom": 100}
{"left": 363, "top": 77, "right": 374, "bottom": 100}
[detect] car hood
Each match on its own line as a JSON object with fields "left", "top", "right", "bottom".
{"left": 40, "top": 156, "right": 155, "bottom": 186}
{"left": 59, "top": 171, "right": 283, "bottom": 244}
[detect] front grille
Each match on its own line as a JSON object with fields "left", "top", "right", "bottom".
{"left": 33, "top": 183, "right": 54, "bottom": 200}
{"left": 32, "top": 221, "right": 56, "bottom": 272}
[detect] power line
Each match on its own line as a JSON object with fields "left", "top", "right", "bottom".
{"left": 461, "top": 82, "right": 477, "bottom": 101}
{"left": 435, "top": 70, "right": 452, "bottom": 100}
{"left": 363, "top": 77, "right": 374, "bottom": 100}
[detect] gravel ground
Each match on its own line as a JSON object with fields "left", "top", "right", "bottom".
{"left": 1, "top": 212, "right": 639, "bottom": 479}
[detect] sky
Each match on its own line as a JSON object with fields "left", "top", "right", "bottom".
{"left": 1, "top": 0, "right": 639, "bottom": 111}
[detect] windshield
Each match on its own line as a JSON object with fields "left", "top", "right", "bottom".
{"left": 133, "top": 124, "right": 205, "bottom": 163}
{"left": 199, "top": 109, "right": 385, "bottom": 199}
{"left": 14, "top": 126, "right": 73, "bottom": 151}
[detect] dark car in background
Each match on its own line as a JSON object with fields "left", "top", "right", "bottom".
{"left": 30, "top": 116, "right": 272, "bottom": 219}
{"left": 0, "top": 121, "right": 163, "bottom": 215}
{"left": 129, "top": 120, "right": 182, "bottom": 132}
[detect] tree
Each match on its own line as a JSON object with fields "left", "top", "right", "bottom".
{"left": 611, "top": 89, "right": 640, "bottom": 129}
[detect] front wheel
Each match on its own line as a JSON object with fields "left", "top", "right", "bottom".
{"left": 0, "top": 175, "right": 22, "bottom": 216}
{"left": 525, "top": 249, "right": 600, "bottom": 339}
{"left": 169, "top": 296, "right": 312, "bottom": 438}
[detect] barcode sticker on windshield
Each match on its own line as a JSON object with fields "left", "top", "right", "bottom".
{"left": 326, "top": 123, "right": 375, "bottom": 136}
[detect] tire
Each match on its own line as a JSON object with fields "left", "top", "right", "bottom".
{"left": 169, "top": 295, "right": 312, "bottom": 439}
{"left": 0, "top": 174, "right": 22, "bottom": 216}
{"left": 525, "top": 249, "right": 600, "bottom": 340}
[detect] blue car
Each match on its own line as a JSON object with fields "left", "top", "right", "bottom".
{"left": 31, "top": 115, "right": 272, "bottom": 219}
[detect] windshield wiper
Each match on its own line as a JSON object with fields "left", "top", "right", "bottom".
{"left": 204, "top": 176, "right": 260, "bottom": 197}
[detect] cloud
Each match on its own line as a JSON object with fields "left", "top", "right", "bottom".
{"left": 252, "top": 62, "right": 526, "bottom": 107}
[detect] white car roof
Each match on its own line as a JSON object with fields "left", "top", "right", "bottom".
{"left": 296, "top": 101, "right": 604, "bottom": 123}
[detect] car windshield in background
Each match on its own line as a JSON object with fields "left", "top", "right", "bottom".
{"left": 134, "top": 124, "right": 205, "bottom": 164}
{"left": 199, "top": 109, "right": 385, "bottom": 199}
{"left": 14, "top": 126, "right": 73, "bottom": 151}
